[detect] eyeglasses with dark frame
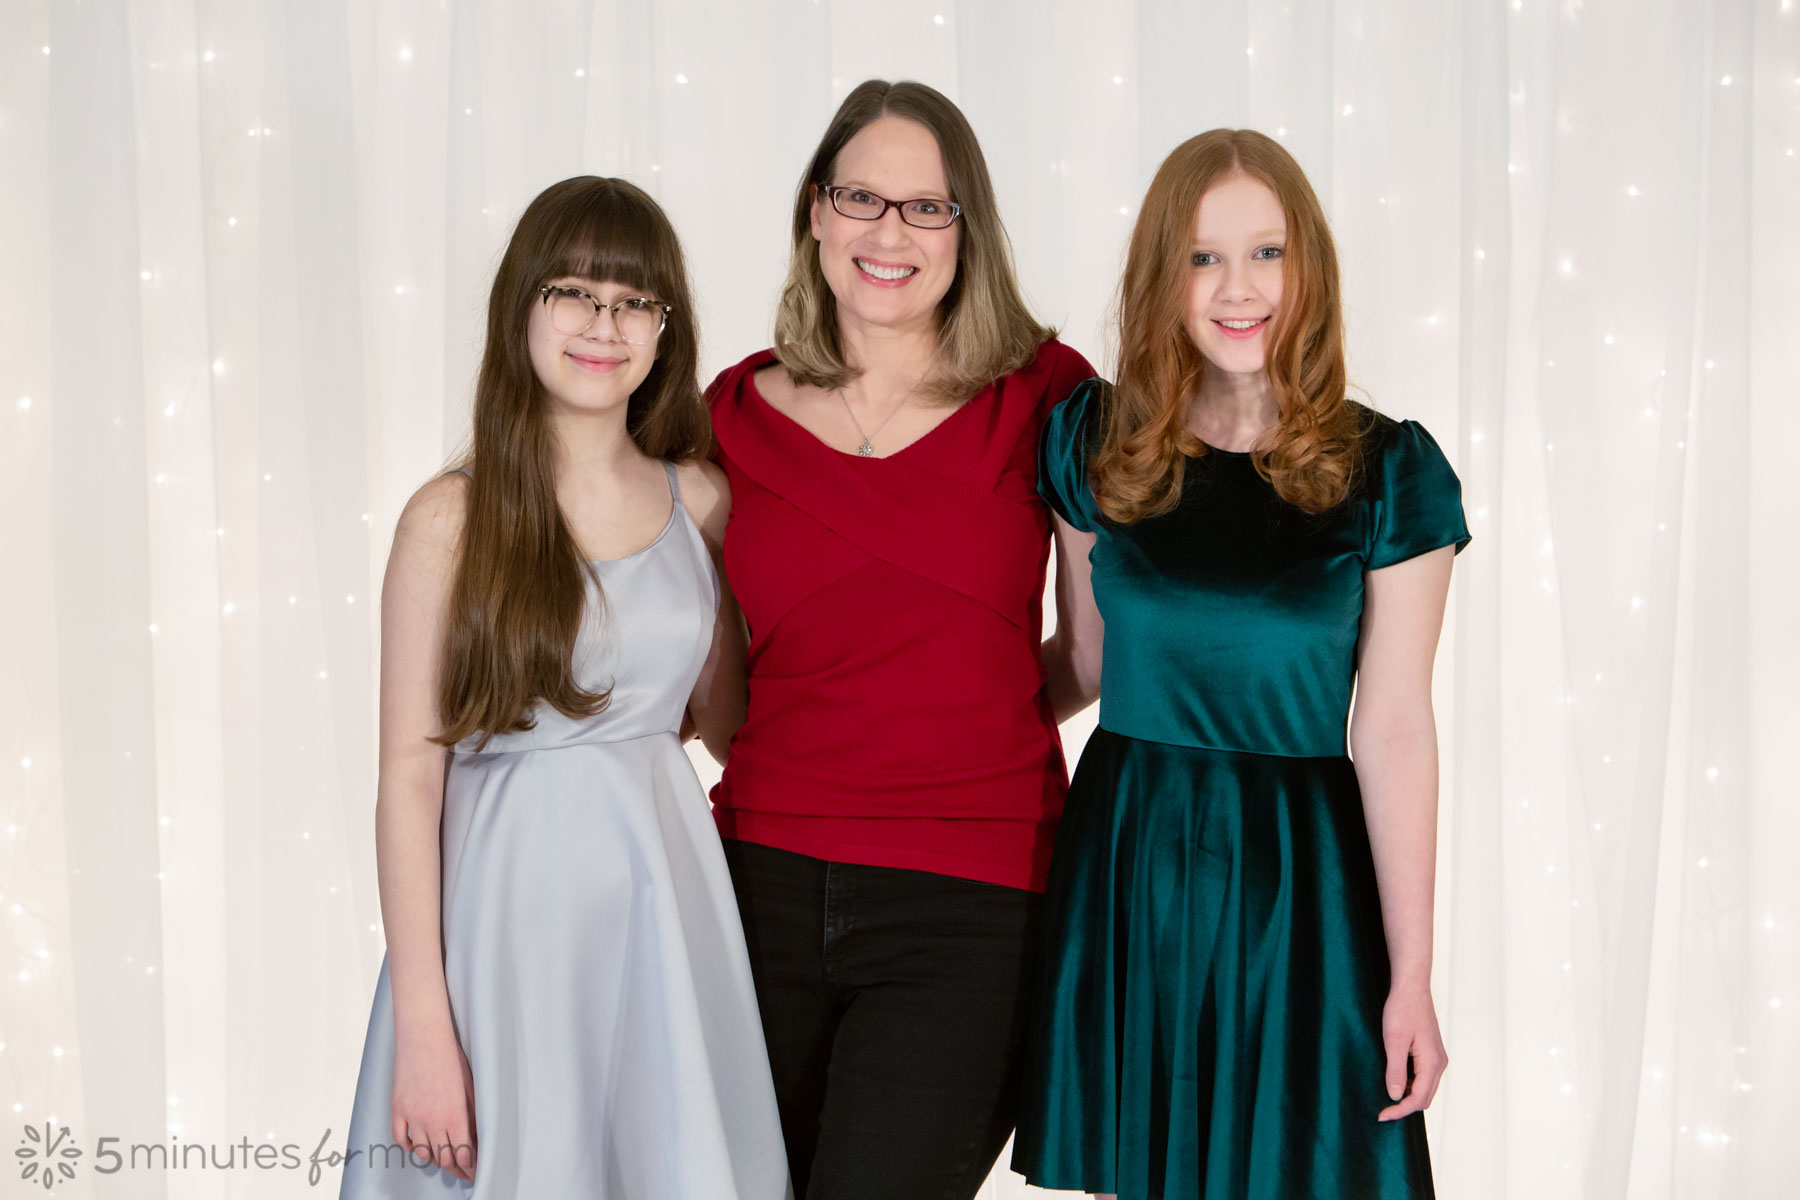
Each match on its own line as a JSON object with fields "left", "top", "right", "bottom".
{"left": 537, "top": 285, "right": 672, "bottom": 344}
{"left": 819, "top": 184, "right": 962, "bottom": 230}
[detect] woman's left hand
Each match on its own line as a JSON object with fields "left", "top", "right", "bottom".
{"left": 1376, "top": 983, "right": 1447, "bottom": 1121}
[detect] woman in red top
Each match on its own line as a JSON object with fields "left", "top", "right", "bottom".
{"left": 709, "top": 80, "right": 1098, "bottom": 1199}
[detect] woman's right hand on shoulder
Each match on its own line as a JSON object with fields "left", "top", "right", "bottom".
{"left": 391, "top": 1025, "right": 479, "bottom": 1181}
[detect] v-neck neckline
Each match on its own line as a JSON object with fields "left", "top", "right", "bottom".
{"left": 745, "top": 355, "right": 979, "bottom": 462}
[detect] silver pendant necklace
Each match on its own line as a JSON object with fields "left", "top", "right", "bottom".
{"left": 836, "top": 387, "right": 909, "bottom": 457}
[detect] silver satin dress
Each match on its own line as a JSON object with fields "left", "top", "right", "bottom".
{"left": 339, "top": 464, "right": 790, "bottom": 1199}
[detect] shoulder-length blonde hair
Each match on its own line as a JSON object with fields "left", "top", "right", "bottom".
{"left": 1093, "top": 129, "right": 1367, "bottom": 523}
{"left": 435, "top": 176, "right": 708, "bottom": 750}
{"left": 773, "top": 79, "right": 1050, "bottom": 404}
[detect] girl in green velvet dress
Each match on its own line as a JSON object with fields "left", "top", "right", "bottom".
{"left": 1013, "top": 130, "right": 1467, "bottom": 1200}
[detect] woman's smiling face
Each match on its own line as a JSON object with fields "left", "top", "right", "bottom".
{"left": 809, "top": 115, "right": 961, "bottom": 339}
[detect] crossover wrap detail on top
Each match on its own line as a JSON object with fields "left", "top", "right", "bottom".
{"left": 707, "top": 340, "right": 1096, "bottom": 891}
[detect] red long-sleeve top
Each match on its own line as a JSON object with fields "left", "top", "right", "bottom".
{"left": 707, "top": 341, "right": 1095, "bottom": 891}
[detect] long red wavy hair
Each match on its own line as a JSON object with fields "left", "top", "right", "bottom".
{"left": 1093, "top": 129, "right": 1367, "bottom": 523}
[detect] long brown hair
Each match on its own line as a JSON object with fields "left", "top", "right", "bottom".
{"left": 1093, "top": 129, "right": 1367, "bottom": 523}
{"left": 434, "top": 176, "right": 708, "bottom": 749}
{"left": 772, "top": 79, "right": 1051, "bottom": 405}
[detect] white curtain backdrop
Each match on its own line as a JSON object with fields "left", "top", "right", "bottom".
{"left": 2, "top": 1, "right": 1795, "bottom": 1197}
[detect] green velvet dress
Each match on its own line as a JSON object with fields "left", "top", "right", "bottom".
{"left": 1012, "top": 381, "right": 1469, "bottom": 1200}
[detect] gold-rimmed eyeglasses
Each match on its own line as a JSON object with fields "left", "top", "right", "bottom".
{"left": 819, "top": 184, "right": 962, "bottom": 230}
{"left": 538, "top": 285, "right": 671, "bottom": 344}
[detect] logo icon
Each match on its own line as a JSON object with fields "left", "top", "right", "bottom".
{"left": 14, "top": 1122, "right": 82, "bottom": 1190}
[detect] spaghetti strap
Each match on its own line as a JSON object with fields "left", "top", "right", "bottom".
{"left": 663, "top": 460, "right": 681, "bottom": 505}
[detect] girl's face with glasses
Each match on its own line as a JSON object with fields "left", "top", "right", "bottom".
{"left": 809, "top": 115, "right": 961, "bottom": 341}
{"left": 527, "top": 276, "right": 660, "bottom": 416}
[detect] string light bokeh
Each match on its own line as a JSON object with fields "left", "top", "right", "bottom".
{"left": 1, "top": 1, "right": 1795, "bottom": 1197}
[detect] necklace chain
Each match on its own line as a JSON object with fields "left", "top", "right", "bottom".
{"left": 835, "top": 387, "right": 910, "bottom": 457}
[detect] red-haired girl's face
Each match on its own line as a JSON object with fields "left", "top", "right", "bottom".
{"left": 1182, "top": 172, "right": 1287, "bottom": 378}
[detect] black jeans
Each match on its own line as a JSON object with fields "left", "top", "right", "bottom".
{"left": 721, "top": 838, "right": 1045, "bottom": 1200}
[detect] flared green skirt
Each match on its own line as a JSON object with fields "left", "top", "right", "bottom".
{"left": 1012, "top": 729, "right": 1434, "bottom": 1199}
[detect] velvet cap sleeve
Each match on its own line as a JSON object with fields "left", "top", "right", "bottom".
{"left": 1365, "top": 417, "right": 1472, "bottom": 569}
{"left": 1037, "top": 378, "right": 1105, "bottom": 533}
